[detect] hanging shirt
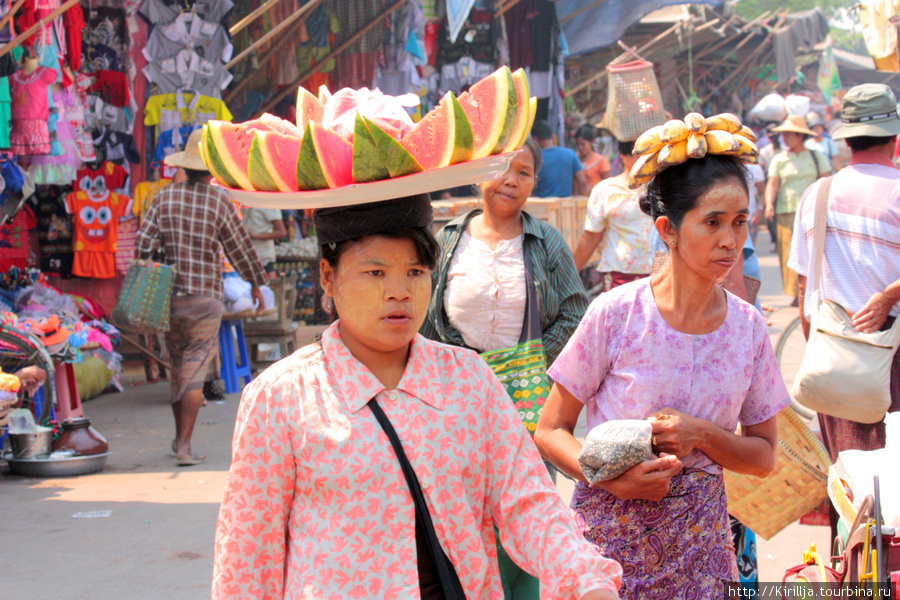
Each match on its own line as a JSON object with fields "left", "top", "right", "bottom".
{"left": 0, "top": 204, "right": 37, "bottom": 271}
{"left": 65, "top": 189, "right": 130, "bottom": 279}
{"left": 144, "top": 91, "right": 232, "bottom": 134}
{"left": 143, "top": 49, "right": 232, "bottom": 98}
{"left": 76, "top": 162, "right": 129, "bottom": 195}
{"left": 151, "top": 124, "right": 199, "bottom": 178}
{"left": 139, "top": 0, "right": 234, "bottom": 24}
{"left": 10, "top": 67, "right": 57, "bottom": 120}
{"left": 88, "top": 70, "right": 131, "bottom": 107}
{"left": 143, "top": 12, "right": 233, "bottom": 63}
{"left": 132, "top": 178, "right": 172, "bottom": 221}
{"left": 84, "top": 95, "right": 131, "bottom": 133}
{"left": 92, "top": 129, "right": 141, "bottom": 165}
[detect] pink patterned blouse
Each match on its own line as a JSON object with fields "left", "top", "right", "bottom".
{"left": 548, "top": 278, "right": 791, "bottom": 474}
{"left": 212, "top": 323, "right": 622, "bottom": 599}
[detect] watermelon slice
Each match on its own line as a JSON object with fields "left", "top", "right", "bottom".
{"left": 520, "top": 97, "right": 538, "bottom": 148}
{"left": 318, "top": 84, "right": 332, "bottom": 104}
{"left": 457, "top": 66, "right": 517, "bottom": 159}
{"left": 353, "top": 112, "right": 390, "bottom": 183}
{"left": 362, "top": 116, "right": 422, "bottom": 178}
{"left": 499, "top": 69, "right": 532, "bottom": 154}
{"left": 249, "top": 130, "right": 303, "bottom": 192}
{"left": 203, "top": 120, "right": 256, "bottom": 191}
{"left": 296, "top": 86, "right": 324, "bottom": 130}
{"left": 297, "top": 122, "right": 353, "bottom": 190}
{"left": 401, "top": 92, "right": 473, "bottom": 171}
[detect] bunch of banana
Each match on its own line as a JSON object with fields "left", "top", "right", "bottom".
{"left": 628, "top": 112, "right": 760, "bottom": 189}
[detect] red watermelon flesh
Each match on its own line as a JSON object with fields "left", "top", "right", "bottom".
{"left": 296, "top": 86, "right": 324, "bottom": 130}
{"left": 401, "top": 92, "right": 473, "bottom": 171}
{"left": 457, "top": 66, "right": 517, "bottom": 159}
{"left": 297, "top": 122, "right": 353, "bottom": 190}
{"left": 241, "top": 114, "right": 300, "bottom": 137}
{"left": 249, "top": 130, "right": 303, "bottom": 192}
{"left": 204, "top": 120, "right": 256, "bottom": 191}
{"left": 499, "top": 68, "right": 532, "bottom": 154}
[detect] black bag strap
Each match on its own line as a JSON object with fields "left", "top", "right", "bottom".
{"left": 367, "top": 399, "right": 466, "bottom": 599}
{"left": 518, "top": 241, "right": 542, "bottom": 344}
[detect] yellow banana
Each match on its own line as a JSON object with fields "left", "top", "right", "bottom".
{"left": 687, "top": 132, "right": 708, "bottom": 159}
{"left": 660, "top": 119, "right": 690, "bottom": 144}
{"left": 658, "top": 139, "right": 689, "bottom": 166}
{"left": 633, "top": 125, "right": 665, "bottom": 155}
{"left": 704, "top": 129, "right": 739, "bottom": 154}
{"left": 731, "top": 134, "right": 759, "bottom": 158}
{"left": 628, "top": 150, "right": 663, "bottom": 189}
{"left": 738, "top": 126, "right": 758, "bottom": 142}
{"left": 684, "top": 112, "right": 708, "bottom": 134}
{"left": 705, "top": 113, "right": 742, "bottom": 134}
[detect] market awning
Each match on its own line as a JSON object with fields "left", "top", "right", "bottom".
{"left": 557, "top": 0, "right": 723, "bottom": 57}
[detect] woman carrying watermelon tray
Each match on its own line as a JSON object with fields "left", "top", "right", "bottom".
{"left": 211, "top": 69, "right": 623, "bottom": 599}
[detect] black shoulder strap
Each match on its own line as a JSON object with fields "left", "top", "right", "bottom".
{"left": 367, "top": 399, "right": 466, "bottom": 599}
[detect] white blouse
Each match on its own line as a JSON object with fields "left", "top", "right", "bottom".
{"left": 445, "top": 231, "right": 526, "bottom": 352}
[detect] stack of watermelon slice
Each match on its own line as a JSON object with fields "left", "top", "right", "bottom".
{"left": 200, "top": 66, "right": 537, "bottom": 193}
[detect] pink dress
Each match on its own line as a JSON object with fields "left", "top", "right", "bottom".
{"left": 547, "top": 277, "right": 791, "bottom": 600}
{"left": 10, "top": 66, "right": 57, "bottom": 155}
{"left": 212, "top": 323, "right": 623, "bottom": 599}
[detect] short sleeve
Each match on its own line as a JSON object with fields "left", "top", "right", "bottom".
{"left": 583, "top": 183, "right": 609, "bottom": 233}
{"left": 142, "top": 31, "right": 161, "bottom": 63}
{"left": 738, "top": 317, "right": 791, "bottom": 426}
{"left": 546, "top": 299, "right": 612, "bottom": 403}
{"left": 767, "top": 154, "right": 782, "bottom": 179}
{"left": 787, "top": 185, "right": 813, "bottom": 277}
{"left": 262, "top": 208, "right": 282, "bottom": 222}
{"left": 214, "top": 98, "right": 232, "bottom": 122}
{"left": 144, "top": 96, "right": 161, "bottom": 126}
{"left": 64, "top": 192, "right": 75, "bottom": 215}
{"left": 40, "top": 67, "right": 57, "bottom": 85}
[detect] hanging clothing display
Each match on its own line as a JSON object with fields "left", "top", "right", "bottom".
{"left": 143, "top": 49, "right": 232, "bottom": 98}
{"left": 138, "top": 0, "right": 234, "bottom": 25}
{"left": 10, "top": 66, "right": 57, "bottom": 155}
{"left": 144, "top": 91, "right": 231, "bottom": 135}
{"left": 132, "top": 178, "right": 171, "bottom": 221}
{"left": 75, "top": 162, "right": 128, "bottom": 195}
{"left": 143, "top": 12, "right": 233, "bottom": 63}
{"left": 0, "top": 203, "right": 37, "bottom": 271}
{"left": 28, "top": 91, "right": 82, "bottom": 185}
{"left": 64, "top": 187, "right": 129, "bottom": 279}
{"left": 151, "top": 124, "right": 198, "bottom": 178}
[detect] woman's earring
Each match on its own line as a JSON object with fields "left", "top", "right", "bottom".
{"left": 669, "top": 240, "right": 677, "bottom": 248}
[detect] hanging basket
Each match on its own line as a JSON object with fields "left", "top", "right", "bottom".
{"left": 605, "top": 59, "right": 666, "bottom": 142}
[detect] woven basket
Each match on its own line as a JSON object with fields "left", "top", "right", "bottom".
{"left": 724, "top": 407, "right": 832, "bottom": 540}
{"left": 605, "top": 59, "right": 666, "bottom": 142}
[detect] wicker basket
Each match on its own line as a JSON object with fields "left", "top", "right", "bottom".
{"left": 724, "top": 407, "right": 832, "bottom": 540}
{"left": 605, "top": 59, "right": 666, "bottom": 142}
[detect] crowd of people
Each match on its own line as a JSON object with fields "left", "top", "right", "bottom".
{"left": 202, "top": 85, "right": 900, "bottom": 599}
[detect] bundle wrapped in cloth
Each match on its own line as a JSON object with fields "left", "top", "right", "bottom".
{"left": 578, "top": 419, "right": 654, "bottom": 483}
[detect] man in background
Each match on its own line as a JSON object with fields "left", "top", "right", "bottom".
{"left": 531, "top": 120, "right": 588, "bottom": 197}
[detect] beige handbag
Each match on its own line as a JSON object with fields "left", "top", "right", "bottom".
{"left": 790, "top": 176, "right": 900, "bottom": 423}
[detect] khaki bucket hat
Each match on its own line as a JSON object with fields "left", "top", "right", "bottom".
{"left": 771, "top": 114, "right": 815, "bottom": 136}
{"left": 163, "top": 129, "right": 208, "bottom": 171}
{"left": 832, "top": 84, "right": 900, "bottom": 140}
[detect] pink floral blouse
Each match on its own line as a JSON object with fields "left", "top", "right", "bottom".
{"left": 548, "top": 278, "right": 791, "bottom": 474}
{"left": 212, "top": 323, "right": 622, "bottom": 599}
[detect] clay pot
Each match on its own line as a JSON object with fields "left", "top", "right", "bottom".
{"left": 52, "top": 417, "right": 109, "bottom": 456}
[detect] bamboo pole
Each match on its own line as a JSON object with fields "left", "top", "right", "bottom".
{"left": 225, "top": 0, "right": 324, "bottom": 70}
{"left": 229, "top": 0, "right": 285, "bottom": 36}
{"left": 225, "top": 7, "right": 313, "bottom": 104}
{"left": 0, "top": 0, "right": 79, "bottom": 58}
{"left": 496, "top": 0, "right": 525, "bottom": 18}
{"left": 257, "top": 0, "right": 409, "bottom": 116}
{"left": 559, "top": 0, "right": 603, "bottom": 25}
{"left": 0, "top": 0, "right": 26, "bottom": 39}
{"left": 701, "top": 16, "right": 785, "bottom": 102}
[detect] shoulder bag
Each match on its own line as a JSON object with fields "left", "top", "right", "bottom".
{"left": 478, "top": 245, "right": 550, "bottom": 435}
{"left": 111, "top": 259, "right": 175, "bottom": 334}
{"left": 790, "top": 176, "right": 900, "bottom": 423}
{"left": 368, "top": 399, "right": 466, "bottom": 600}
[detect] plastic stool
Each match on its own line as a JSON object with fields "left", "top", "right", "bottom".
{"left": 53, "top": 362, "right": 84, "bottom": 422}
{"left": 218, "top": 319, "right": 253, "bottom": 394}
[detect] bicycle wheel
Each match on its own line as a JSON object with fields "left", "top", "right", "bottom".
{"left": 774, "top": 316, "right": 816, "bottom": 420}
{"left": 0, "top": 324, "right": 56, "bottom": 425}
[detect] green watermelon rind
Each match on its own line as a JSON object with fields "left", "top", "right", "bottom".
{"left": 491, "top": 67, "right": 518, "bottom": 154}
{"left": 362, "top": 115, "right": 424, "bottom": 178}
{"left": 353, "top": 112, "right": 391, "bottom": 183}
{"left": 248, "top": 134, "right": 280, "bottom": 192}
{"left": 297, "top": 123, "right": 329, "bottom": 191}
{"left": 458, "top": 66, "right": 515, "bottom": 160}
{"left": 205, "top": 121, "right": 251, "bottom": 191}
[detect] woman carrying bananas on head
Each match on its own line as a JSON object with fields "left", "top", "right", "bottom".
{"left": 534, "top": 113, "right": 793, "bottom": 600}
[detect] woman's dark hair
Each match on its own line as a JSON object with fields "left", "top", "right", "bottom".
{"left": 574, "top": 125, "right": 595, "bottom": 143}
{"left": 639, "top": 154, "right": 749, "bottom": 229}
{"left": 320, "top": 226, "right": 440, "bottom": 322}
{"left": 846, "top": 134, "right": 894, "bottom": 153}
{"left": 184, "top": 168, "right": 210, "bottom": 184}
{"left": 617, "top": 139, "right": 635, "bottom": 156}
{"left": 522, "top": 137, "right": 543, "bottom": 176}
